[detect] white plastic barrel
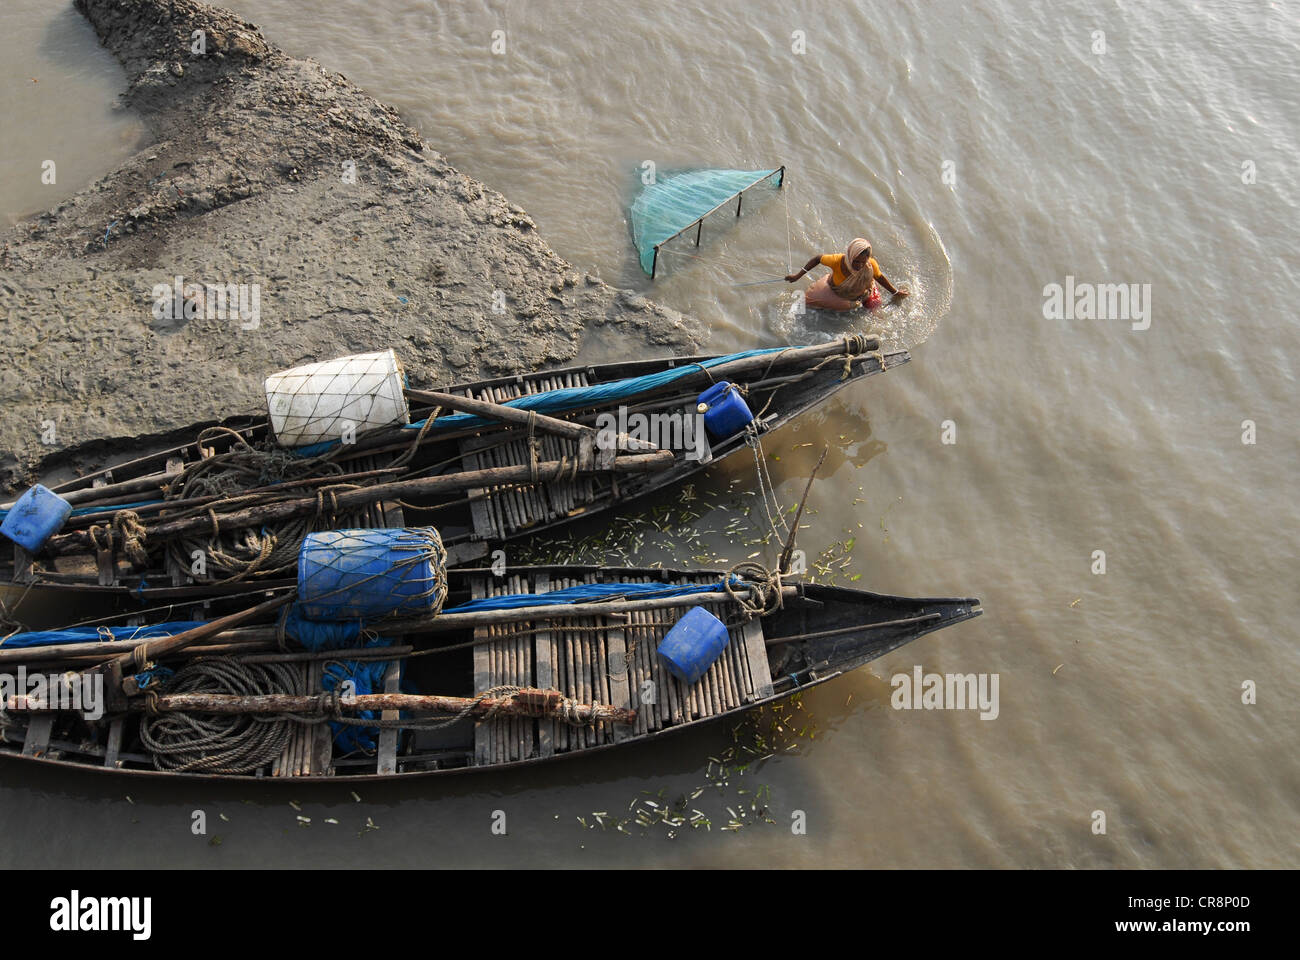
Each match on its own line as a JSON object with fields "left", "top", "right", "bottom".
{"left": 265, "top": 349, "right": 410, "bottom": 448}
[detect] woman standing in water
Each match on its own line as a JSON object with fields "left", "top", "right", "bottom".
{"left": 786, "top": 238, "right": 909, "bottom": 311}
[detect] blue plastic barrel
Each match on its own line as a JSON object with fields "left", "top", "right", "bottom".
{"left": 0, "top": 484, "right": 73, "bottom": 553}
{"left": 697, "top": 381, "right": 754, "bottom": 439}
{"left": 657, "top": 606, "right": 730, "bottom": 685}
{"left": 297, "top": 527, "right": 447, "bottom": 621}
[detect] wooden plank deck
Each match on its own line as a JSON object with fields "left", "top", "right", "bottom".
{"left": 271, "top": 662, "right": 334, "bottom": 777}
{"left": 459, "top": 371, "right": 601, "bottom": 542}
{"left": 102, "top": 717, "right": 124, "bottom": 769}
{"left": 464, "top": 571, "right": 775, "bottom": 765}
{"left": 21, "top": 714, "right": 54, "bottom": 758}
{"left": 376, "top": 661, "right": 401, "bottom": 775}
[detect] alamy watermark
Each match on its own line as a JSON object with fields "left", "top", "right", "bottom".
{"left": 595, "top": 406, "right": 709, "bottom": 462}
{"left": 1042, "top": 275, "right": 1151, "bottom": 330}
{"left": 891, "top": 666, "right": 999, "bottom": 719}
{"left": 49, "top": 891, "right": 150, "bottom": 940}
{"left": 151, "top": 274, "right": 260, "bottom": 329}
{"left": 2, "top": 668, "right": 103, "bottom": 721}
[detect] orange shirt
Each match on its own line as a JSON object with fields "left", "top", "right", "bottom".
{"left": 820, "top": 254, "right": 882, "bottom": 286}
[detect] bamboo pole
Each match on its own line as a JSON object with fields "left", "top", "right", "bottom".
{"left": 0, "top": 586, "right": 800, "bottom": 666}
{"left": 106, "top": 687, "right": 636, "bottom": 725}
{"left": 229, "top": 585, "right": 799, "bottom": 639}
{"left": 405, "top": 389, "right": 592, "bottom": 441}
{"left": 779, "top": 446, "right": 827, "bottom": 573}
{"left": 57, "top": 467, "right": 407, "bottom": 526}
{"left": 44, "top": 451, "right": 675, "bottom": 557}
{"left": 100, "top": 592, "right": 295, "bottom": 671}
{"left": 0, "top": 638, "right": 280, "bottom": 666}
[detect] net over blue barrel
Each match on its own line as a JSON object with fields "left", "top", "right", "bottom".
{"left": 297, "top": 527, "right": 448, "bottom": 621}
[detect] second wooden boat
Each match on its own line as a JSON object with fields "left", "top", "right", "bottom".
{"left": 0, "top": 562, "right": 980, "bottom": 781}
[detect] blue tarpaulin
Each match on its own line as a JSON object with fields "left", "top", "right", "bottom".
{"left": 322, "top": 643, "right": 395, "bottom": 754}
{"left": 0, "top": 621, "right": 207, "bottom": 649}
{"left": 292, "top": 348, "right": 785, "bottom": 456}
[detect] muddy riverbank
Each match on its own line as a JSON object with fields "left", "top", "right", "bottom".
{"left": 0, "top": 0, "right": 701, "bottom": 492}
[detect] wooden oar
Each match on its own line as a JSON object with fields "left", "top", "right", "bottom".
{"left": 406, "top": 388, "right": 658, "bottom": 454}
{"left": 44, "top": 450, "right": 675, "bottom": 558}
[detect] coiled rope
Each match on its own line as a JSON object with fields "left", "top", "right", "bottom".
{"left": 160, "top": 427, "right": 357, "bottom": 583}
{"left": 139, "top": 659, "right": 603, "bottom": 773}
{"left": 139, "top": 658, "right": 316, "bottom": 774}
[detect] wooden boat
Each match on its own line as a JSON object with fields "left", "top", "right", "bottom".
{"left": 0, "top": 564, "right": 980, "bottom": 781}
{"left": 1, "top": 338, "right": 905, "bottom": 599}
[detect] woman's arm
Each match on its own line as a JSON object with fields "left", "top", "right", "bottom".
{"left": 785, "top": 256, "right": 822, "bottom": 282}
{"left": 876, "top": 272, "right": 909, "bottom": 298}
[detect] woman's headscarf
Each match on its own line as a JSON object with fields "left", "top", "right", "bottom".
{"left": 832, "top": 237, "right": 874, "bottom": 300}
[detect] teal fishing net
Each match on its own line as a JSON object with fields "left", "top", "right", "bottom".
{"left": 630, "top": 167, "right": 784, "bottom": 275}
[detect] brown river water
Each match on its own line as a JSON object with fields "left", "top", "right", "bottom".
{"left": 0, "top": 0, "right": 1296, "bottom": 868}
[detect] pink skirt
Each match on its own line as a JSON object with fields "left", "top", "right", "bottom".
{"left": 805, "top": 275, "right": 881, "bottom": 311}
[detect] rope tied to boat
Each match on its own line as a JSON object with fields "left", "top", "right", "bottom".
{"left": 520, "top": 410, "right": 581, "bottom": 485}
{"left": 167, "top": 481, "right": 350, "bottom": 585}
{"left": 86, "top": 510, "right": 149, "bottom": 570}
{"left": 724, "top": 561, "right": 784, "bottom": 620}
{"left": 527, "top": 410, "right": 541, "bottom": 484}
{"left": 386, "top": 408, "right": 438, "bottom": 470}
{"left": 155, "top": 428, "right": 358, "bottom": 584}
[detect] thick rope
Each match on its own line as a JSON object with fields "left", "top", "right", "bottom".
{"left": 386, "top": 407, "right": 438, "bottom": 470}
{"left": 139, "top": 658, "right": 313, "bottom": 774}
{"left": 527, "top": 410, "right": 540, "bottom": 484}
{"left": 152, "top": 428, "right": 359, "bottom": 583}
{"left": 87, "top": 511, "right": 150, "bottom": 570}
{"left": 724, "top": 561, "right": 785, "bottom": 620}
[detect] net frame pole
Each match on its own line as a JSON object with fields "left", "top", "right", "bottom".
{"left": 644, "top": 166, "right": 784, "bottom": 277}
